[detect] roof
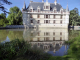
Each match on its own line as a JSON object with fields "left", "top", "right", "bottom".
{"left": 25, "top": 2, "right": 65, "bottom": 11}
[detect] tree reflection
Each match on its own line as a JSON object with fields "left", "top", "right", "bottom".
{"left": 0, "top": 30, "right": 9, "bottom": 42}
{"left": 8, "top": 31, "right": 23, "bottom": 41}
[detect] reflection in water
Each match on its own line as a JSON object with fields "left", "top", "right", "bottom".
{"left": 23, "top": 28, "right": 69, "bottom": 56}
{"left": 0, "top": 30, "right": 9, "bottom": 42}
{"left": 2, "top": 36, "right": 10, "bottom": 43}
{"left": 1, "top": 28, "right": 80, "bottom": 56}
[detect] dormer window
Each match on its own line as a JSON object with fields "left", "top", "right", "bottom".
{"left": 61, "top": 10, "right": 63, "bottom": 13}
{"left": 54, "top": 10, "right": 56, "bottom": 13}
{"left": 44, "top": 2, "right": 50, "bottom": 10}
{"left": 29, "top": 6, "right": 33, "bottom": 12}
{"left": 30, "top": 9, "right": 32, "bottom": 12}
{"left": 60, "top": 8, "right": 63, "bottom": 13}
{"left": 53, "top": 7, "right": 57, "bottom": 13}
{"left": 37, "top": 6, "right": 40, "bottom": 12}
{"left": 38, "top": 9, "right": 40, "bottom": 12}
{"left": 46, "top": 6, "right": 49, "bottom": 9}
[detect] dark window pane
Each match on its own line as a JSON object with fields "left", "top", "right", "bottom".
{"left": 37, "top": 15, "right": 40, "bottom": 18}
{"left": 53, "top": 20, "right": 55, "bottom": 23}
{"left": 46, "top": 15, "right": 48, "bottom": 18}
{"left": 37, "top": 20, "right": 40, "bottom": 23}
{"left": 46, "top": 20, "right": 48, "bottom": 23}
{"left": 60, "top": 20, "right": 62, "bottom": 24}
{"left": 31, "top": 20, "right": 33, "bottom": 23}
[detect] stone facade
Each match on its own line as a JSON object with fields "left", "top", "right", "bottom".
{"left": 22, "top": 0, "right": 70, "bottom": 28}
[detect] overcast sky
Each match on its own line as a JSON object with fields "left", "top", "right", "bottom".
{"left": 0, "top": 0, "right": 80, "bottom": 15}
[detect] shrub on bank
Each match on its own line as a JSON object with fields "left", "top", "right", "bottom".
{"left": 0, "top": 39, "right": 30, "bottom": 60}
{"left": 67, "top": 36, "right": 80, "bottom": 60}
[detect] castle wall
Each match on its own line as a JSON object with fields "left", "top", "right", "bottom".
{"left": 22, "top": 12, "right": 69, "bottom": 28}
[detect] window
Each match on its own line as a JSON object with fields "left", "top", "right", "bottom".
{"left": 30, "top": 9, "right": 32, "bottom": 12}
{"left": 46, "top": 20, "right": 48, "bottom": 23}
{"left": 60, "top": 37, "right": 62, "bottom": 40}
{"left": 44, "top": 37, "right": 45, "bottom": 40}
{"left": 31, "top": 20, "right": 33, "bottom": 23}
{"left": 38, "top": 32, "right": 40, "bottom": 36}
{"left": 38, "top": 9, "right": 40, "bottom": 12}
{"left": 49, "top": 15, "right": 50, "bottom": 18}
{"left": 31, "top": 33, "right": 33, "bottom": 36}
{"left": 46, "top": 6, "right": 49, "bottom": 9}
{"left": 44, "top": 32, "right": 45, "bottom": 36}
{"left": 61, "top": 10, "right": 63, "bottom": 13}
{"left": 44, "top": 20, "right": 50, "bottom": 24}
{"left": 54, "top": 10, "right": 56, "bottom": 13}
{"left": 53, "top": 37, "right": 55, "bottom": 40}
{"left": 37, "top": 38, "right": 40, "bottom": 41}
{"left": 54, "top": 15, "right": 55, "bottom": 19}
{"left": 46, "top": 15, "right": 48, "bottom": 18}
{"left": 37, "top": 20, "right": 40, "bottom": 23}
{"left": 44, "top": 32, "right": 50, "bottom": 36}
{"left": 53, "top": 20, "right": 55, "bottom": 24}
{"left": 30, "top": 14, "right": 33, "bottom": 18}
{"left": 60, "top": 32, "right": 62, "bottom": 35}
{"left": 61, "top": 15, "right": 62, "bottom": 19}
{"left": 31, "top": 38, "right": 33, "bottom": 41}
{"left": 60, "top": 20, "right": 62, "bottom": 24}
{"left": 46, "top": 32, "right": 50, "bottom": 36}
{"left": 53, "top": 32, "right": 55, "bottom": 35}
{"left": 37, "top": 15, "right": 40, "bottom": 18}
{"left": 44, "top": 20, "right": 46, "bottom": 23}
{"left": 46, "top": 37, "right": 49, "bottom": 41}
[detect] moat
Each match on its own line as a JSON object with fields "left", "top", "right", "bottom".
{"left": 0, "top": 28, "right": 79, "bottom": 56}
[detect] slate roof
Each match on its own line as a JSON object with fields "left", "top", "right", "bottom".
{"left": 26, "top": 2, "right": 65, "bottom": 11}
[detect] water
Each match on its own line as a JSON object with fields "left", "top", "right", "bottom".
{"left": 0, "top": 28, "right": 79, "bottom": 56}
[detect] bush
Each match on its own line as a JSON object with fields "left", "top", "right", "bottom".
{"left": 0, "top": 39, "right": 30, "bottom": 60}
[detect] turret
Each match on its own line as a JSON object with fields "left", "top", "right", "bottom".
{"left": 42, "top": 0, "right": 44, "bottom": 2}
{"left": 54, "top": 0, "right": 57, "bottom": 5}
{"left": 23, "top": 1, "right": 26, "bottom": 9}
{"left": 66, "top": 4, "right": 69, "bottom": 12}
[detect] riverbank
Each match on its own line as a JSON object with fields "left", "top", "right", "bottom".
{"left": 0, "top": 25, "right": 78, "bottom": 29}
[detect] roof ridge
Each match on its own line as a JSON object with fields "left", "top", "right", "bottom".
{"left": 31, "top": 2, "right": 44, "bottom": 3}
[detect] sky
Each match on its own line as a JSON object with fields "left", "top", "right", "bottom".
{"left": 0, "top": 0, "right": 80, "bottom": 15}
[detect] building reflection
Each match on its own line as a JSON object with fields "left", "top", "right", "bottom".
{"left": 23, "top": 28, "right": 68, "bottom": 53}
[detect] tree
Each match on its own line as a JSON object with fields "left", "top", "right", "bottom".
{"left": 0, "top": 0, "right": 12, "bottom": 14}
{"left": 0, "top": 13, "right": 8, "bottom": 27}
{"left": 69, "top": 8, "right": 80, "bottom": 26}
{"left": 7, "top": 6, "right": 22, "bottom": 25}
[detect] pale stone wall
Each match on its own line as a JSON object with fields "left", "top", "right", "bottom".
{"left": 22, "top": 12, "right": 69, "bottom": 28}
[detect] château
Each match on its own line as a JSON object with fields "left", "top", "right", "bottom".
{"left": 22, "top": 0, "right": 70, "bottom": 28}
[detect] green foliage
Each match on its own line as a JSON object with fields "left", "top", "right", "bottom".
{"left": 7, "top": 6, "right": 22, "bottom": 25}
{"left": 67, "top": 36, "right": 80, "bottom": 59}
{"left": 0, "top": 39, "right": 30, "bottom": 60}
{"left": 0, "top": 0, "right": 12, "bottom": 14}
{"left": 0, "top": 13, "right": 8, "bottom": 27}
{"left": 69, "top": 8, "right": 80, "bottom": 26}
